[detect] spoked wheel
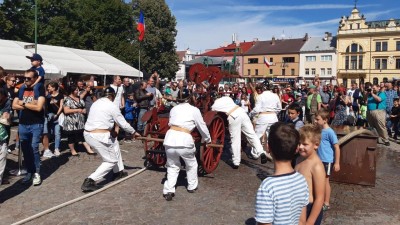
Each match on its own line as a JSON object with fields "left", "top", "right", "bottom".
{"left": 143, "top": 123, "right": 167, "bottom": 168}
{"left": 200, "top": 115, "right": 225, "bottom": 174}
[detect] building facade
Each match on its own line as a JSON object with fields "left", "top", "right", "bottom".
{"left": 243, "top": 37, "right": 306, "bottom": 83}
{"left": 299, "top": 34, "right": 337, "bottom": 84}
{"left": 197, "top": 40, "right": 255, "bottom": 77}
{"left": 175, "top": 49, "right": 195, "bottom": 81}
{"left": 337, "top": 7, "right": 400, "bottom": 87}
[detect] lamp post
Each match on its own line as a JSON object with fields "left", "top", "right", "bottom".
{"left": 34, "top": 0, "right": 37, "bottom": 53}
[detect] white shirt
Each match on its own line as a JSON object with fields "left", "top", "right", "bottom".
{"left": 163, "top": 103, "right": 211, "bottom": 147}
{"left": 85, "top": 98, "right": 135, "bottom": 134}
{"left": 250, "top": 91, "right": 281, "bottom": 116}
{"left": 110, "top": 84, "right": 124, "bottom": 108}
{"left": 211, "top": 96, "right": 244, "bottom": 119}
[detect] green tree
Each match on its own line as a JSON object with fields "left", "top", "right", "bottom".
{"left": 132, "top": 0, "right": 179, "bottom": 79}
{"left": 0, "top": 0, "right": 179, "bottom": 79}
{"left": 0, "top": 0, "right": 34, "bottom": 41}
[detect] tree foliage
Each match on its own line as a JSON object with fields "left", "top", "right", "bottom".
{"left": 0, "top": 0, "right": 179, "bottom": 79}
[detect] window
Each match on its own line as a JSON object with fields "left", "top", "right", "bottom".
{"left": 350, "top": 24, "right": 353, "bottom": 29}
{"left": 305, "top": 69, "right": 310, "bottom": 75}
{"left": 248, "top": 58, "right": 258, "bottom": 64}
{"left": 255, "top": 69, "right": 259, "bottom": 76}
{"left": 311, "top": 68, "right": 316, "bottom": 75}
{"left": 247, "top": 69, "right": 251, "bottom": 75}
{"left": 396, "top": 59, "right": 400, "bottom": 69}
{"left": 291, "top": 69, "right": 295, "bottom": 75}
{"left": 397, "top": 41, "right": 400, "bottom": 51}
{"left": 343, "top": 78, "right": 348, "bottom": 87}
{"left": 282, "top": 69, "right": 286, "bottom": 76}
{"left": 321, "top": 55, "right": 332, "bottom": 61}
{"left": 269, "top": 69, "right": 273, "bottom": 74}
{"left": 345, "top": 44, "right": 363, "bottom": 70}
{"left": 283, "top": 57, "right": 295, "bottom": 63}
{"left": 357, "top": 23, "right": 360, "bottom": 29}
{"left": 270, "top": 57, "right": 273, "bottom": 63}
{"left": 306, "top": 56, "right": 316, "bottom": 62}
{"left": 375, "top": 58, "right": 387, "bottom": 69}
{"left": 376, "top": 42, "right": 388, "bottom": 51}
{"left": 373, "top": 77, "right": 379, "bottom": 85}
{"left": 351, "top": 56, "right": 357, "bottom": 69}
{"left": 327, "top": 68, "right": 332, "bottom": 76}
{"left": 320, "top": 68, "right": 326, "bottom": 76}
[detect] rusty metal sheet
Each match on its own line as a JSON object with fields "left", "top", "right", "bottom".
{"left": 331, "top": 129, "right": 378, "bottom": 186}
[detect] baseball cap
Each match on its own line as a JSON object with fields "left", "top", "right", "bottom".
{"left": 308, "top": 85, "right": 316, "bottom": 89}
{"left": 26, "top": 53, "right": 43, "bottom": 62}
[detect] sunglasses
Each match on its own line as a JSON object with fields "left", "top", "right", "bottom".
{"left": 9, "top": 80, "right": 16, "bottom": 82}
{"left": 24, "top": 77, "right": 33, "bottom": 81}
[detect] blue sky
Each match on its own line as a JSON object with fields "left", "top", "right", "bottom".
{"left": 165, "top": 0, "right": 400, "bottom": 53}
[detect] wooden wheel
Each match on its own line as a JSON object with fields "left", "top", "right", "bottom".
{"left": 200, "top": 114, "right": 225, "bottom": 174}
{"left": 189, "top": 63, "right": 208, "bottom": 84}
{"left": 143, "top": 123, "right": 166, "bottom": 167}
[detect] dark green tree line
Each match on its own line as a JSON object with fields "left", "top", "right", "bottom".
{"left": 0, "top": 0, "right": 178, "bottom": 79}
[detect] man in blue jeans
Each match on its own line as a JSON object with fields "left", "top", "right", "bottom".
{"left": 12, "top": 69, "right": 45, "bottom": 186}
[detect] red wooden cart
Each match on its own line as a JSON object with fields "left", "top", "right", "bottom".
{"left": 139, "top": 63, "right": 229, "bottom": 174}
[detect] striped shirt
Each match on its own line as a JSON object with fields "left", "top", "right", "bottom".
{"left": 255, "top": 171, "right": 309, "bottom": 225}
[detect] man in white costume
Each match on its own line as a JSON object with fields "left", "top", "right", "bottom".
{"left": 163, "top": 89, "right": 211, "bottom": 201}
{"left": 249, "top": 82, "right": 282, "bottom": 160}
{"left": 81, "top": 87, "right": 141, "bottom": 192}
{"left": 211, "top": 96, "right": 267, "bottom": 169}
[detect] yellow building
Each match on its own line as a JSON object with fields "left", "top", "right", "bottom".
{"left": 337, "top": 7, "right": 400, "bottom": 87}
{"left": 243, "top": 37, "right": 306, "bottom": 83}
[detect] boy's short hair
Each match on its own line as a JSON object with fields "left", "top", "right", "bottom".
{"left": 393, "top": 98, "right": 399, "bottom": 102}
{"left": 268, "top": 122, "right": 299, "bottom": 161}
{"left": 288, "top": 103, "right": 301, "bottom": 113}
{"left": 299, "top": 124, "right": 322, "bottom": 145}
{"left": 316, "top": 108, "right": 330, "bottom": 121}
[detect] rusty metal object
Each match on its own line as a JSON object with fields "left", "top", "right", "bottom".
{"left": 331, "top": 126, "right": 378, "bottom": 186}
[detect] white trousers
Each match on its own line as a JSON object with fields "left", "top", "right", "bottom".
{"left": 228, "top": 111, "right": 264, "bottom": 166}
{"left": 254, "top": 114, "right": 278, "bottom": 144}
{"left": 163, "top": 146, "right": 198, "bottom": 194}
{"left": 84, "top": 132, "right": 124, "bottom": 181}
{"left": 0, "top": 142, "right": 7, "bottom": 183}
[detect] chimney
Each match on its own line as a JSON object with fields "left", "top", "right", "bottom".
{"left": 303, "top": 33, "right": 309, "bottom": 41}
{"left": 253, "top": 38, "right": 258, "bottom": 46}
{"left": 323, "top": 32, "right": 328, "bottom": 41}
{"left": 271, "top": 36, "right": 276, "bottom": 45}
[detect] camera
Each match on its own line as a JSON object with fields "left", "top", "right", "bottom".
{"left": 366, "top": 88, "right": 372, "bottom": 92}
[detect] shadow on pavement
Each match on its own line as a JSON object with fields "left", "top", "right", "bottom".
{"left": 0, "top": 153, "right": 69, "bottom": 203}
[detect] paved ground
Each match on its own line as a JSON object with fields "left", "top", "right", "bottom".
{"left": 0, "top": 127, "right": 400, "bottom": 225}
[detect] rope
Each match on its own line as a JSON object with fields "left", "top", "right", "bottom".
{"left": 337, "top": 128, "right": 376, "bottom": 146}
{"left": 11, "top": 167, "right": 147, "bottom": 225}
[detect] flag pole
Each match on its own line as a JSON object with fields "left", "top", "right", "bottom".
{"left": 139, "top": 42, "right": 141, "bottom": 80}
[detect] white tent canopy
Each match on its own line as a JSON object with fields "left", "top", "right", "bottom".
{"left": 0, "top": 39, "right": 142, "bottom": 78}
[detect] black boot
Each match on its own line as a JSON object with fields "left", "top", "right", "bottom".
{"left": 163, "top": 193, "right": 175, "bottom": 201}
{"left": 81, "top": 178, "right": 100, "bottom": 192}
{"left": 260, "top": 153, "right": 268, "bottom": 164}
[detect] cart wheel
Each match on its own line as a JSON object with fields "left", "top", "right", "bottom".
{"left": 200, "top": 115, "right": 225, "bottom": 174}
{"left": 143, "top": 123, "right": 161, "bottom": 153}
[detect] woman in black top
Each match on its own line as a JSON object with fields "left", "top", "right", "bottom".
{"left": 45, "top": 82, "right": 63, "bottom": 156}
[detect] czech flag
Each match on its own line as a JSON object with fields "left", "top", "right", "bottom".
{"left": 264, "top": 56, "right": 271, "bottom": 68}
{"left": 137, "top": 10, "right": 145, "bottom": 42}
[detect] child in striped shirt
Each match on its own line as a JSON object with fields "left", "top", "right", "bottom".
{"left": 255, "top": 122, "right": 309, "bottom": 225}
